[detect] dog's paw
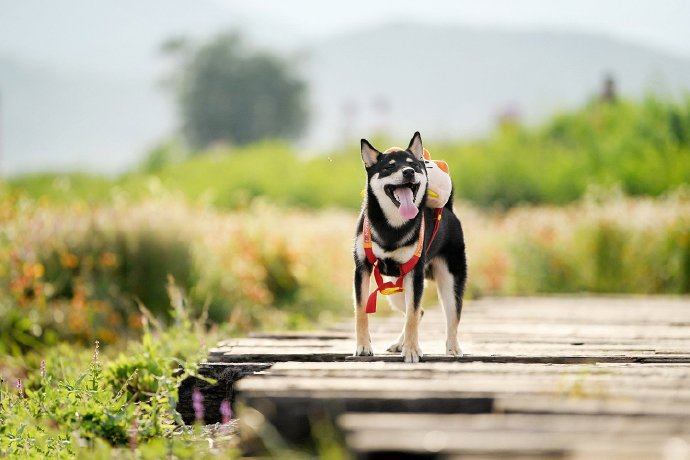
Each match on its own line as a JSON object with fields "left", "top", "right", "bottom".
{"left": 354, "top": 343, "right": 373, "bottom": 356}
{"left": 401, "top": 343, "right": 423, "bottom": 363}
{"left": 386, "top": 341, "right": 403, "bottom": 353}
{"left": 446, "top": 340, "right": 463, "bottom": 357}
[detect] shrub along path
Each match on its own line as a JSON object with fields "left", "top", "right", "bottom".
{"left": 182, "top": 296, "right": 690, "bottom": 459}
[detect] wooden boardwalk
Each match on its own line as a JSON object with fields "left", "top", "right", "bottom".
{"left": 183, "top": 296, "right": 690, "bottom": 459}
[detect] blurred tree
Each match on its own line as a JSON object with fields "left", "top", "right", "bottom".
{"left": 164, "top": 33, "right": 308, "bottom": 150}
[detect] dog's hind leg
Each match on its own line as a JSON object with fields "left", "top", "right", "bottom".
{"left": 432, "top": 258, "right": 463, "bottom": 356}
{"left": 353, "top": 265, "right": 373, "bottom": 356}
{"left": 401, "top": 269, "right": 424, "bottom": 363}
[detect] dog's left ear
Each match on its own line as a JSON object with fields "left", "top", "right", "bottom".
{"left": 407, "top": 131, "right": 424, "bottom": 160}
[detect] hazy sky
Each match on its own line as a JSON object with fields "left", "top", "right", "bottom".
{"left": 2, "top": 0, "right": 689, "bottom": 174}
{"left": 215, "top": 0, "right": 690, "bottom": 58}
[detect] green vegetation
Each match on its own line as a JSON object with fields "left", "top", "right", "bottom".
{"left": 444, "top": 95, "right": 690, "bottom": 207}
{"left": 0, "top": 281, "right": 241, "bottom": 459}
{"left": 466, "top": 189, "right": 690, "bottom": 295}
{"left": 9, "top": 95, "right": 690, "bottom": 210}
{"left": 0, "top": 192, "right": 352, "bottom": 354}
{"left": 2, "top": 186, "right": 689, "bottom": 357}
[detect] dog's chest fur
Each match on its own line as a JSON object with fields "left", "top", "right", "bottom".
{"left": 355, "top": 203, "right": 428, "bottom": 276}
{"left": 354, "top": 230, "right": 419, "bottom": 276}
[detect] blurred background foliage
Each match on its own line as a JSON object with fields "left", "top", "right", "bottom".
{"left": 0, "top": 194, "right": 353, "bottom": 354}
{"left": 2, "top": 29, "right": 690, "bottom": 358}
{"left": 9, "top": 94, "right": 690, "bottom": 210}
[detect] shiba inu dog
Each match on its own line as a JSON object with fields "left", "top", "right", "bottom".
{"left": 353, "top": 132, "right": 467, "bottom": 363}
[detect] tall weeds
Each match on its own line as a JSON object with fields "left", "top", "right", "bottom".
{"left": 465, "top": 187, "right": 690, "bottom": 295}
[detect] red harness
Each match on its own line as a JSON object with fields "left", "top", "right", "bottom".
{"left": 362, "top": 208, "right": 443, "bottom": 314}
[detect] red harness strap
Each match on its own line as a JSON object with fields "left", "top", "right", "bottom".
{"left": 363, "top": 208, "right": 443, "bottom": 313}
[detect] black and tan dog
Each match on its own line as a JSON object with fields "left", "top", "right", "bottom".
{"left": 353, "top": 132, "right": 467, "bottom": 363}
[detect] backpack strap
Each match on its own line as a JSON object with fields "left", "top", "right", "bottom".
{"left": 362, "top": 216, "right": 427, "bottom": 313}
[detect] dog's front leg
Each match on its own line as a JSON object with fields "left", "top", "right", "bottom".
{"left": 386, "top": 292, "right": 425, "bottom": 353}
{"left": 401, "top": 267, "right": 424, "bottom": 363}
{"left": 353, "top": 264, "right": 373, "bottom": 356}
{"left": 385, "top": 292, "right": 405, "bottom": 352}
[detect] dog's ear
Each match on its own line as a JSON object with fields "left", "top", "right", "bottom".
{"left": 407, "top": 132, "right": 424, "bottom": 160}
{"left": 361, "top": 139, "right": 381, "bottom": 167}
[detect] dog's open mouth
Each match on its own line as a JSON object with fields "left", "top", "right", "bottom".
{"left": 384, "top": 183, "right": 420, "bottom": 220}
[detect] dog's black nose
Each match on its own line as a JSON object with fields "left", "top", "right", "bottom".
{"left": 402, "top": 168, "right": 415, "bottom": 179}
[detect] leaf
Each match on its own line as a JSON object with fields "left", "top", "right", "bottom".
{"left": 74, "top": 373, "right": 88, "bottom": 388}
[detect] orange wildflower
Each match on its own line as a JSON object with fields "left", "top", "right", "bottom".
{"left": 61, "top": 253, "right": 79, "bottom": 269}
{"left": 99, "top": 251, "right": 118, "bottom": 268}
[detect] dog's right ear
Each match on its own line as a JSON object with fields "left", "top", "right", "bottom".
{"left": 361, "top": 139, "right": 381, "bottom": 168}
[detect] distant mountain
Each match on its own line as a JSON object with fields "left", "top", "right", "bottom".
{"left": 1, "top": 6, "right": 690, "bottom": 174}
{"left": 300, "top": 24, "right": 690, "bottom": 148}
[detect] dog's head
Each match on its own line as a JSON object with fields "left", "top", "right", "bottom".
{"left": 361, "top": 132, "right": 428, "bottom": 225}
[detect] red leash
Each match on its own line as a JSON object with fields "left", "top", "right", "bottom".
{"left": 363, "top": 208, "right": 443, "bottom": 313}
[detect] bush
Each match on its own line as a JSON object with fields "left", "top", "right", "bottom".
{"left": 0, "top": 194, "right": 198, "bottom": 350}
{"left": 440, "top": 95, "right": 690, "bottom": 208}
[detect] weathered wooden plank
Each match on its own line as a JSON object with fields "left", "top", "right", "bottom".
{"left": 236, "top": 376, "right": 690, "bottom": 403}
{"left": 238, "top": 395, "right": 493, "bottom": 444}
{"left": 210, "top": 349, "right": 690, "bottom": 364}
{"left": 243, "top": 362, "right": 690, "bottom": 392}
{"left": 496, "top": 394, "right": 690, "bottom": 417}
{"left": 338, "top": 412, "right": 690, "bottom": 434}
{"left": 261, "top": 361, "right": 690, "bottom": 379}
{"left": 210, "top": 336, "right": 688, "bottom": 350}
{"left": 347, "top": 354, "right": 690, "bottom": 364}
{"left": 217, "top": 336, "right": 352, "bottom": 349}
{"left": 339, "top": 412, "right": 690, "bottom": 458}
{"left": 247, "top": 331, "right": 351, "bottom": 340}
{"left": 341, "top": 424, "right": 683, "bottom": 460}
{"left": 207, "top": 351, "right": 352, "bottom": 363}
{"left": 211, "top": 346, "right": 689, "bottom": 364}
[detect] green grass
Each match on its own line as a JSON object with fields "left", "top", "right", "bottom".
{"left": 152, "top": 141, "right": 363, "bottom": 209}
{"left": 7, "top": 173, "right": 116, "bottom": 204}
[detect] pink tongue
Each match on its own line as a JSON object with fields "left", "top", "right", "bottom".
{"left": 396, "top": 187, "right": 418, "bottom": 220}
